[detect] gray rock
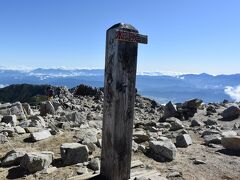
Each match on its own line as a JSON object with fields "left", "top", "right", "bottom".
{"left": 0, "top": 127, "right": 15, "bottom": 136}
{"left": 204, "top": 119, "right": 218, "bottom": 126}
{"left": 22, "top": 103, "right": 34, "bottom": 116}
{"left": 180, "top": 129, "right": 189, "bottom": 134}
{"left": 157, "top": 122, "right": 171, "bottom": 129}
{"left": 167, "top": 171, "right": 182, "bottom": 177}
{"left": 133, "top": 130, "right": 149, "bottom": 143}
{"left": 193, "top": 159, "right": 206, "bottom": 165}
{"left": 132, "top": 140, "right": 139, "bottom": 152}
{"left": 182, "top": 99, "right": 202, "bottom": 109}
{"left": 60, "top": 143, "right": 89, "bottom": 165}
{"left": 1, "top": 149, "right": 26, "bottom": 166}
{"left": 221, "top": 130, "right": 237, "bottom": 137}
{"left": 89, "top": 120, "right": 102, "bottom": 129}
{"left": 96, "top": 139, "right": 102, "bottom": 148}
{"left": 10, "top": 102, "right": 26, "bottom": 120}
{"left": 0, "top": 133, "right": 7, "bottom": 144}
{"left": 30, "top": 116, "right": 46, "bottom": 128}
{"left": 138, "top": 144, "right": 147, "bottom": 153}
{"left": 82, "top": 131, "right": 98, "bottom": 144}
{"left": 40, "top": 101, "right": 55, "bottom": 116}
{"left": 25, "top": 127, "right": 43, "bottom": 133}
{"left": 52, "top": 100, "right": 62, "bottom": 111}
{"left": 163, "top": 101, "right": 178, "bottom": 119}
{"left": 1, "top": 115, "right": 17, "bottom": 126}
{"left": 233, "top": 122, "right": 240, "bottom": 130}
{"left": 41, "top": 166, "right": 57, "bottom": 174}
{"left": 221, "top": 136, "right": 240, "bottom": 151}
{"left": 206, "top": 105, "right": 217, "bottom": 115}
{"left": 18, "top": 120, "right": 31, "bottom": 128}
{"left": 201, "top": 130, "right": 220, "bottom": 137}
{"left": 0, "top": 103, "right": 11, "bottom": 109}
{"left": 14, "top": 126, "right": 26, "bottom": 134}
{"left": 220, "top": 106, "right": 240, "bottom": 121}
{"left": 181, "top": 99, "right": 203, "bottom": 119}
{"left": 0, "top": 108, "right": 10, "bottom": 116}
{"left": 87, "top": 158, "right": 100, "bottom": 171}
{"left": 191, "top": 119, "right": 204, "bottom": 127}
{"left": 149, "top": 139, "right": 177, "bottom": 161}
{"left": 204, "top": 134, "right": 222, "bottom": 145}
{"left": 147, "top": 126, "right": 158, "bottom": 132}
{"left": 66, "top": 112, "right": 85, "bottom": 124}
{"left": 77, "top": 167, "right": 88, "bottom": 175}
{"left": 166, "top": 117, "right": 184, "bottom": 131}
{"left": 176, "top": 134, "right": 192, "bottom": 147}
{"left": 83, "top": 142, "right": 97, "bottom": 152}
{"left": 30, "top": 130, "right": 52, "bottom": 141}
{"left": 20, "top": 151, "right": 54, "bottom": 173}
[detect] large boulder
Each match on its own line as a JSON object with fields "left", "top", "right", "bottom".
{"left": 182, "top": 98, "right": 203, "bottom": 109}
{"left": 221, "top": 136, "right": 240, "bottom": 151}
{"left": 0, "top": 102, "right": 26, "bottom": 120}
{"left": 22, "top": 103, "right": 34, "bottom": 116}
{"left": 181, "top": 99, "right": 203, "bottom": 119}
{"left": 10, "top": 102, "right": 26, "bottom": 120}
{"left": 65, "top": 112, "right": 85, "bottom": 125}
{"left": 163, "top": 101, "right": 178, "bottom": 119}
{"left": 20, "top": 151, "right": 54, "bottom": 173}
{"left": 1, "top": 115, "right": 17, "bottom": 126}
{"left": 29, "top": 116, "right": 46, "bottom": 128}
{"left": 40, "top": 101, "right": 55, "bottom": 116}
{"left": 166, "top": 117, "right": 184, "bottom": 131}
{"left": 149, "top": 138, "right": 177, "bottom": 161}
{"left": 220, "top": 106, "right": 240, "bottom": 121}
{"left": 60, "top": 143, "right": 89, "bottom": 165}
{"left": 176, "top": 134, "right": 192, "bottom": 147}
{"left": 30, "top": 130, "right": 52, "bottom": 141}
{"left": 1, "top": 149, "right": 26, "bottom": 166}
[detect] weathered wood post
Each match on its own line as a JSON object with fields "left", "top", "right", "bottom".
{"left": 100, "top": 23, "right": 148, "bottom": 180}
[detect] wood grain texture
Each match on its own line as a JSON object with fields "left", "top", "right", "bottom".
{"left": 100, "top": 23, "right": 138, "bottom": 180}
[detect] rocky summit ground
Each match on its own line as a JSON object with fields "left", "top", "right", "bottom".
{"left": 0, "top": 85, "right": 240, "bottom": 180}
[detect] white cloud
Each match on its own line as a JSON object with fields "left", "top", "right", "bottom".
{"left": 224, "top": 85, "right": 240, "bottom": 102}
{"left": 0, "top": 84, "right": 8, "bottom": 88}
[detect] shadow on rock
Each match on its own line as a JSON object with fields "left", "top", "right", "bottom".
{"left": 23, "top": 137, "right": 34, "bottom": 143}
{"left": 217, "top": 149, "right": 240, "bottom": 157}
{"left": 6, "top": 166, "right": 28, "bottom": 179}
{"left": 144, "top": 149, "right": 172, "bottom": 162}
{"left": 52, "top": 158, "right": 64, "bottom": 168}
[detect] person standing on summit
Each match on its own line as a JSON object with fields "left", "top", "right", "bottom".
{"left": 47, "top": 86, "right": 54, "bottom": 100}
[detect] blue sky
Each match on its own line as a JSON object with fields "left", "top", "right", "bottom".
{"left": 0, "top": 0, "right": 239, "bottom": 74}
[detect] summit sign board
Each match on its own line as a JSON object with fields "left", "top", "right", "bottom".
{"left": 116, "top": 30, "right": 148, "bottom": 44}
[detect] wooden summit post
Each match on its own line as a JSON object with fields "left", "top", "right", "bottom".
{"left": 100, "top": 23, "right": 148, "bottom": 180}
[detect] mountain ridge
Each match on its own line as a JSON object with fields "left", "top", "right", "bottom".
{"left": 0, "top": 67, "right": 239, "bottom": 103}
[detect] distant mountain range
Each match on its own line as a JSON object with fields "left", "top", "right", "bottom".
{"left": 0, "top": 67, "right": 239, "bottom": 103}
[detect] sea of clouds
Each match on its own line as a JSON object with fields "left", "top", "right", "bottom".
{"left": 224, "top": 85, "right": 240, "bottom": 102}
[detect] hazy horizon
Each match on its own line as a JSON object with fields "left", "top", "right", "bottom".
{"left": 0, "top": 65, "right": 240, "bottom": 76}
